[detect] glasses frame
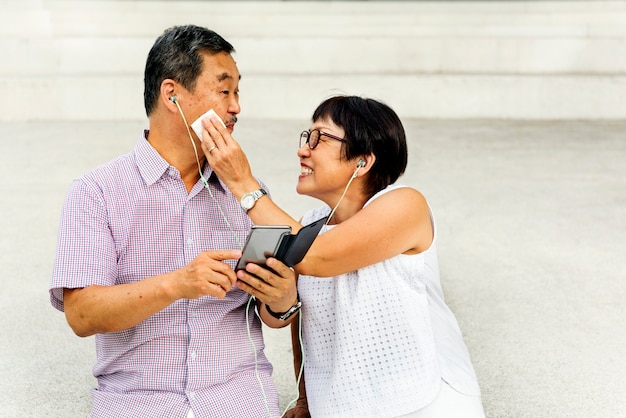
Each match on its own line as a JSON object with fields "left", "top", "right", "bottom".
{"left": 300, "top": 129, "right": 346, "bottom": 150}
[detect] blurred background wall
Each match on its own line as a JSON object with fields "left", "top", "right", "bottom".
{"left": 2, "top": 0, "right": 626, "bottom": 122}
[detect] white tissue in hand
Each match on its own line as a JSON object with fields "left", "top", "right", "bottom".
{"left": 191, "top": 109, "right": 226, "bottom": 141}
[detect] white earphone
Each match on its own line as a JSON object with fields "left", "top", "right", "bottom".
{"left": 352, "top": 159, "right": 366, "bottom": 179}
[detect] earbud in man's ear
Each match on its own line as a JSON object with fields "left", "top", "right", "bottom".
{"left": 169, "top": 95, "right": 177, "bottom": 103}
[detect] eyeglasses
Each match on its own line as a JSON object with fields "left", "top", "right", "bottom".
{"left": 299, "top": 129, "right": 346, "bottom": 150}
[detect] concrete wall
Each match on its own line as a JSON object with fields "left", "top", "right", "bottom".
{"left": 2, "top": 0, "right": 626, "bottom": 121}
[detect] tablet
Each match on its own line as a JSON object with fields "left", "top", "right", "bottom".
{"left": 235, "top": 225, "right": 292, "bottom": 271}
{"left": 235, "top": 216, "right": 328, "bottom": 271}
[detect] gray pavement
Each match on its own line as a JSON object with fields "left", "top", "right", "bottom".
{"left": 1, "top": 118, "right": 625, "bottom": 417}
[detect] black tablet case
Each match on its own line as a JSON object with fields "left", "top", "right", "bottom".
{"left": 275, "top": 216, "right": 328, "bottom": 267}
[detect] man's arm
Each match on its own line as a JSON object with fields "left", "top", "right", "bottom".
{"left": 63, "top": 249, "right": 241, "bottom": 337}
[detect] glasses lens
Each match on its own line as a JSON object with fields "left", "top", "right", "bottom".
{"left": 300, "top": 131, "right": 309, "bottom": 148}
{"left": 309, "top": 130, "right": 320, "bottom": 149}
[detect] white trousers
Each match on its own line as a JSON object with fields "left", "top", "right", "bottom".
{"left": 187, "top": 381, "right": 484, "bottom": 418}
{"left": 398, "top": 380, "right": 485, "bottom": 418}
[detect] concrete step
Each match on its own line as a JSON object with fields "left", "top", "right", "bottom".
{"left": 4, "top": 0, "right": 626, "bottom": 38}
{"left": 2, "top": 0, "right": 626, "bottom": 121}
{"left": 3, "top": 36, "right": 626, "bottom": 76}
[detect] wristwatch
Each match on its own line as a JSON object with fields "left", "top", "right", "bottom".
{"left": 266, "top": 296, "right": 302, "bottom": 321}
{"left": 240, "top": 189, "right": 267, "bottom": 211}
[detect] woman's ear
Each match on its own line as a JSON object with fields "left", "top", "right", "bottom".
{"left": 355, "top": 153, "right": 376, "bottom": 176}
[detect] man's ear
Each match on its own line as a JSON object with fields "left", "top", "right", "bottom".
{"left": 160, "top": 79, "right": 178, "bottom": 111}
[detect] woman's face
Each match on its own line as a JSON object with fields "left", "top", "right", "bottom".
{"left": 296, "top": 117, "right": 356, "bottom": 203}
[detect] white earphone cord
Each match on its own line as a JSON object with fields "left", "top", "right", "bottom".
{"left": 173, "top": 100, "right": 273, "bottom": 414}
{"left": 325, "top": 163, "right": 362, "bottom": 226}
{"left": 172, "top": 98, "right": 244, "bottom": 249}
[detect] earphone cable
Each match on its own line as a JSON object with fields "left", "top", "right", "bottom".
{"left": 246, "top": 296, "right": 273, "bottom": 417}
{"left": 174, "top": 99, "right": 272, "bottom": 415}
{"left": 173, "top": 99, "right": 243, "bottom": 249}
{"left": 325, "top": 170, "right": 358, "bottom": 226}
{"left": 281, "top": 310, "right": 305, "bottom": 417}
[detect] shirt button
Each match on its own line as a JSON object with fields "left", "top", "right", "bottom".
{"left": 188, "top": 391, "right": 195, "bottom": 400}
{"left": 190, "top": 351, "right": 197, "bottom": 360}
{"left": 189, "top": 311, "right": 197, "bottom": 319}
{"left": 187, "top": 238, "right": 193, "bottom": 246}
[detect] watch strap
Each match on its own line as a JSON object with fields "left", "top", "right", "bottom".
{"left": 251, "top": 189, "right": 267, "bottom": 200}
{"left": 266, "top": 296, "right": 301, "bottom": 321}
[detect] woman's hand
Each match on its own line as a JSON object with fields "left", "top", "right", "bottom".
{"left": 236, "top": 257, "right": 298, "bottom": 315}
{"left": 200, "top": 117, "right": 259, "bottom": 197}
{"left": 282, "top": 404, "right": 311, "bottom": 418}
{"left": 236, "top": 257, "right": 299, "bottom": 328}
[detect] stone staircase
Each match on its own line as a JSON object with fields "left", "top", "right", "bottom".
{"left": 2, "top": 0, "right": 626, "bottom": 121}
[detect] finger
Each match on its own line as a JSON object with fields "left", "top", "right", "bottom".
{"left": 236, "top": 271, "right": 272, "bottom": 299}
{"left": 200, "top": 139, "right": 218, "bottom": 158}
{"left": 200, "top": 125, "right": 214, "bottom": 144}
{"left": 183, "top": 268, "right": 233, "bottom": 300}
{"left": 242, "top": 268, "right": 281, "bottom": 296}
{"left": 202, "top": 280, "right": 230, "bottom": 299}
{"left": 244, "top": 262, "right": 282, "bottom": 287}
{"left": 209, "top": 272, "right": 236, "bottom": 293}
{"left": 199, "top": 251, "right": 241, "bottom": 286}
{"left": 238, "top": 268, "right": 270, "bottom": 290}
{"left": 202, "top": 118, "right": 230, "bottom": 150}
{"left": 265, "top": 257, "right": 294, "bottom": 278}
{"left": 204, "top": 249, "right": 242, "bottom": 262}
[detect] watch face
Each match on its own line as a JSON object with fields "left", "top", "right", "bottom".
{"left": 242, "top": 189, "right": 266, "bottom": 211}
{"left": 242, "top": 194, "right": 254, "bottom": 209}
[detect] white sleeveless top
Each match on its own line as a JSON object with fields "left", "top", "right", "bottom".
{"left": 298, "top": 185, "right": 481, "bottom": 418}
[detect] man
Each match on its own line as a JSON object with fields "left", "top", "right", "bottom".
{"left": 50, "top": 25, "right": 299, "bottom": 417}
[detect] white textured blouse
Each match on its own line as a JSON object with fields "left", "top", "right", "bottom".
{"left": 298, "top": 184, "right": 481, "bottom": 418}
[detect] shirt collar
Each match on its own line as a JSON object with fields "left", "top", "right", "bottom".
{"left": 134, "top": 130, "right": 217, "bottom": 188}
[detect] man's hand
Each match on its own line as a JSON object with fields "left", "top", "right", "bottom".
{"left": 64, "top": 249, "right": 242, "bottom": 337}
{"left": 172, "top": 249, "right": 242, "bottom": 300}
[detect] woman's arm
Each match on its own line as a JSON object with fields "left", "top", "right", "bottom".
{"left": 297, "top": 188, "right": 433, "bottom": 277}
{"left": 201, "top": 120, "right": 433, "bottom": 278}
{"left": 201, "top": 118, "right": 303, "bottom": 229}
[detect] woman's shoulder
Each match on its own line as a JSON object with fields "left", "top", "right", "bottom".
{"left": 365, "top": 184, "right": 428, "bottom": 209}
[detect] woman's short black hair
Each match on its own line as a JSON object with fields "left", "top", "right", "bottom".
{"left": 312, "top": 95, "right": 408, "bottom": 196}
{"left": 144, "top": 25, "right": 235, "bottom": 116}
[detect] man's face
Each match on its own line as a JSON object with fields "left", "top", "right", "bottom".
{"left": 187, "top": 51, "right": 241, "bottom": 133}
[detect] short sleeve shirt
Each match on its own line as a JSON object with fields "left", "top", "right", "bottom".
{"left": 50, "top": 131, "right": 280, "bottom": 417}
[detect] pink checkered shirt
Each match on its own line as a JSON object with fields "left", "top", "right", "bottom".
{"left": 50, "top": 131, "right": 280, "bottom": 417}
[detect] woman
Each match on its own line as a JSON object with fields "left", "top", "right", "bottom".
{"left": 202, "top": 96, "right": 485, "bottom": 417}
